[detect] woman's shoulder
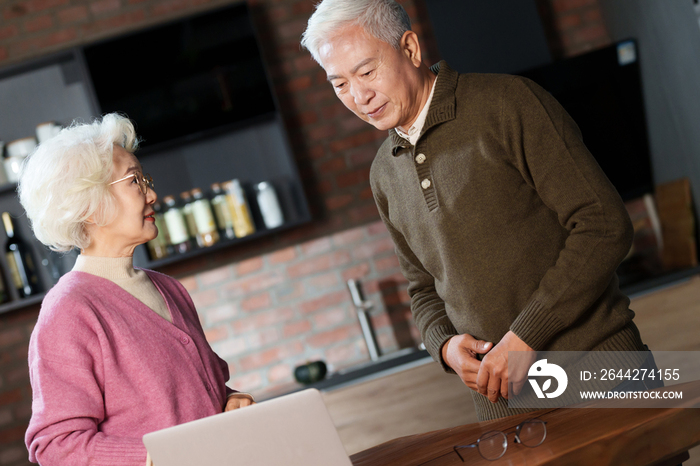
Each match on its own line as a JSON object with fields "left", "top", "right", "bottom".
{"left": 32, "top": 272, "right": 112, "bottom": 356}
{"left": 44, "top": 271, "right": 107, "bottom": 304}
{"left": 39, "top": 272, "right": 119, "bottom": 323}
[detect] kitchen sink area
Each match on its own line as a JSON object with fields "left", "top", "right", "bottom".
{"left": 313, "top": 347, "right": 432, "bottom": 391}
{"left": 261, "top": 347, "right": 433, "bottom": 400}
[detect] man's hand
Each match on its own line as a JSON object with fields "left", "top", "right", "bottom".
{"left": 476, "top": 331, "right": 535, "bottom": 403}
{"left": 441, "top": 334, "right": 493, "bottom": 391}
{"left": 224, "top": 394, "right": 255, "bottom": 412}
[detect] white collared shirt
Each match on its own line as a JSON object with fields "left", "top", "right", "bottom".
{"left": 395, "top": 74, "right": 438, "bottom": 146}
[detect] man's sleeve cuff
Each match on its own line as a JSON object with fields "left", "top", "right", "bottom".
{"left": 425, "top": 324, "right": 458, "bottom": 374}
{"left": 510, "top": 299, "right": 566, "bottom": 351}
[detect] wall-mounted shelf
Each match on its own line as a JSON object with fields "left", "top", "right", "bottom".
{"left": 0, "top": 293, "right": 45, "bottom": 314}
{"left": 0, "top": 4, "right": 311, "bottom": 314}
{"left": 133, "top": 217, "right": 309, "bottom": 270}
{"left": 0, "top": 183, "right": 17, "bottom": 195}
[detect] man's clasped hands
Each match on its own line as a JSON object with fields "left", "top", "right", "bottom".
{"left": 441, "top": 331, "right": 537, "bottom": 403}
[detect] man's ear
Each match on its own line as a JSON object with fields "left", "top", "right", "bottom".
{"left": 401, "top": 30, "right": 423, "bottom": 68}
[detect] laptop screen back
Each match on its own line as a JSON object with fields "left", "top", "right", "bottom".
{"left": 143, "top": 388, "right": 352, "bottom": 466}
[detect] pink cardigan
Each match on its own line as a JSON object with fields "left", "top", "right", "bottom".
{"left": 25, "top": 270, "right": 234, "bottom": 465}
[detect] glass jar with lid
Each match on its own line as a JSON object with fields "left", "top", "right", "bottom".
{"left": 191, "top": 188, "right": 219, "bottom": 247}
{"left": 146, "top": 202, "right": 170, "bottom": 260}
{"left": 210, "top": 183, "right": 236, "bottom": 240}
{"left": 180, "top": 190, "right": 200, "bottom": 247}
{"left": 162, "top": 195, "right": 192, "bottom": 254}
{"left": 222, "top": 179, "right": 255, "bottom": 238}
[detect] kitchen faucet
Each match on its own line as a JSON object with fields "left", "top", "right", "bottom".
{"left": 347, "top": 279, "right": 381, "bottom": 361}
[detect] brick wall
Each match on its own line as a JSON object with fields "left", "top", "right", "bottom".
{"left": 0, "top": 310, "right": 34, "bottom": 466}
{"left": 535, "top": 0, "right": 611, "bottom": 59}
{"left": 185, "top": 219, "right": 417, "bottom": 397}
{"left": 0, "top": 0, "right": 611, "bottom": 464}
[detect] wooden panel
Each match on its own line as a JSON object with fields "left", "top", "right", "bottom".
{"left": 655, "top": 178, "right": 698, "bottom": 270}
{"left": 630, "top": 275, "right": 700, "bottom": 352}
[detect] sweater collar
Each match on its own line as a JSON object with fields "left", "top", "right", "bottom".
{"left": 72, "top": 254, "right": 139, "bottom": 281}
{"left": 389, "top": 60, "right": 458, "bottom": 156}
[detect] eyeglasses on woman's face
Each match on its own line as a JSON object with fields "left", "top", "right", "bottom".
{"left": 453, "top": 418, "right": 547, "bottom": 461}
{"left": 109, "top": 172, "right": 154, "bottom": 196}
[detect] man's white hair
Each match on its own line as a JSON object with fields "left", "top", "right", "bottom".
{"left": 301, "top": 0, "right": 412, "bottom": 64}
{"left": 18, "top": 113, "right": 139, "bottom": 252}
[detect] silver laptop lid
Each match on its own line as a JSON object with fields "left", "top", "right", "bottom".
{"left": 143, "top": 388, "right": 353, "bottom": 466}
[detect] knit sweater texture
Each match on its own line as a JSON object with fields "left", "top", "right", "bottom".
{"left": 25, "top": 269, "right": 233, "bottom": 465}
{"left": 370, "top": 62, "right": 645, "bottom": 420}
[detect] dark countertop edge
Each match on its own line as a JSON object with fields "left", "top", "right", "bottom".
{"left": 622, "top": 265, "right": 700, "bottom": 298}
{"left": 259, "top": 349, "right": 433, "bottom": 401}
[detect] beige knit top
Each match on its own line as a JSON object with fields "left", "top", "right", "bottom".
{"left": 72, "top": 255, "right": 171, "bottom": 322}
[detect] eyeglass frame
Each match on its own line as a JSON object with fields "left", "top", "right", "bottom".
{"left": 453, "top": 418, "right": 547, "bottom": 461}
{"left": 109, "top": 172, "right": 154, "bottom": 195}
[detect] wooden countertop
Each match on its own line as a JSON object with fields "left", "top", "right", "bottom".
{"left": 350, "top": 380, "right": 700, "bottom": 466}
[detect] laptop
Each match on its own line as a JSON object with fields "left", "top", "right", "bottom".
{"left": 142, "top": 388, "right": 353, "bottom": 466}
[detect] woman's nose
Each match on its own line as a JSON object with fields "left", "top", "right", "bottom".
{"left": 147, "top": 187, "right": 157, "bottom": 205}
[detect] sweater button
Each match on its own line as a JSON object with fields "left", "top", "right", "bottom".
{"left": 421, "top": 178, "right": 431, "bottom": 189}
{"left": 181, "top": 336, "right": 190, "bottom": 345}
{"left": 415, "top": 153, "right": 426, "bottom": 164}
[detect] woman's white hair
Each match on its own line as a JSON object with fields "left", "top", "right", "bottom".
{"left": 18, "top": 113, "right": 139, "bottom": 252}
{"left": 301, "top": 0, "right": 411, "bottom": 64}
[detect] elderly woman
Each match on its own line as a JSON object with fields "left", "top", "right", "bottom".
{"left": 20, "top": 114, "right": 253, "bottom": 466}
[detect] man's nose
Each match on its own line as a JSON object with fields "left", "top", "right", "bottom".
{"left": 350, "top": 82, "right": 373, "bottom": 105}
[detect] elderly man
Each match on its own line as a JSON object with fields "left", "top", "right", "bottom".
{"left": 302, "top": 0, "right": 650, "bottom": 420}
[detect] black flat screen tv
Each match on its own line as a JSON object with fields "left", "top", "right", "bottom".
{"left": 83, "top": 2, "right": 275, "bottom": 151}
{"left": 517, "top": 39, "right": 653, "bottom": 201}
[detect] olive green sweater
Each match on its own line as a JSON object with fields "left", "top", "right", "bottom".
{"left": 370, "top": 62, "right": 645, "bottom": 420}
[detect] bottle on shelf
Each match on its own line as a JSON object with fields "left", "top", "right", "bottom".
{"left": 255, "top": 181, "right": 284, "bottom": 229}
{"left": 223, "top": 179, "right": 256, "bottom": 238}
{"left": 210, "top": 183, "right": 236, "bottom": 240}
{"left": 180, "top": 191, "right": 201, "bottom": 248}
{"left": 2, "top": 212, "right": 41, "bottom": 298}
{"left": 191, "top": 188, "right": 219, "bottom": 247}
{"left": 162, "top": 196, "right": 193, "bottom": 255}
{"left": 146, "top": 202, "right": 170, "bottom": 260}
